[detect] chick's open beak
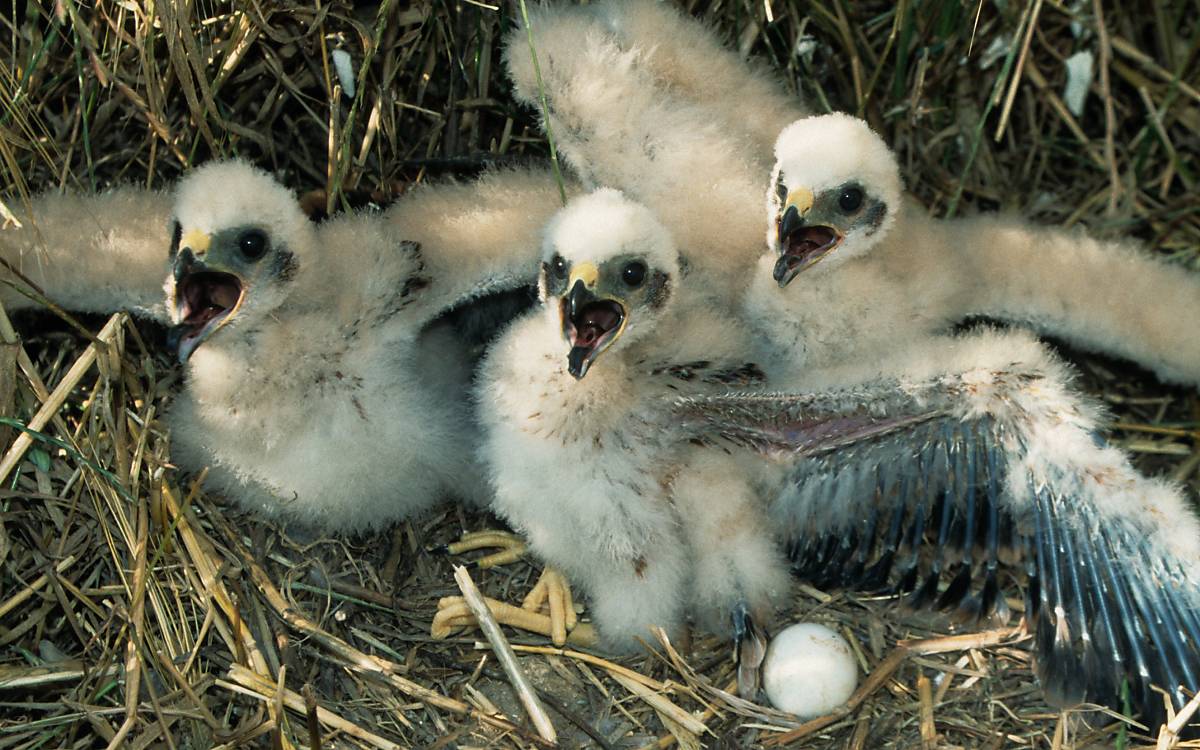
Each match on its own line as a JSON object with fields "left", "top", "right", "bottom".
{"left": 778, "top": 203, "right": 805, "bottom": 242}
{"left": 559, "top": 263, "right": 626, "bottom": 380}
{"left": 773, "top": 187, "right": 843, "bottom": 287}
{"left": 168, "top": 230, "right": 247, "bottom": 363}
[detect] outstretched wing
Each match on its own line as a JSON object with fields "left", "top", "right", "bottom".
{"left": 382, "top": 167, "right": 567, "bottom": 331}
{"left": 586, "top": 0, "right": 807, "bottom": 155}
{"left": 676, "top": 368, "right": 1200, "bottom": 721}
{"left": 315, "top": 167, "right": 561, "bottom": 349}
{"left": 0, "top": 187, "right": 173, "bottom": 320}
{"left": 504, "top": 9, "right": 767, "bottom": 299}
{"left": 946, "top": 215, "right": 1200, "bottom": 388}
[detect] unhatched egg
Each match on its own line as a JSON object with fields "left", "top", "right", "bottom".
{"left": 762, "top": 622, "right": 858, "bottom": 717}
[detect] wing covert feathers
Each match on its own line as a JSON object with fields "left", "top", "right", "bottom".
{"left": 679, "top": 361, "right": 1200, "bottom": 720}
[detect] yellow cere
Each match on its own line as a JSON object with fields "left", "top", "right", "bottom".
{"left": 785, "top": 187, "right": 814, "bottom": 216}
{"left": 568, "top": 261, "right": 600, "bottom": 289}
{"left": 181, "top": 229, "right": 212, "bottom": 257}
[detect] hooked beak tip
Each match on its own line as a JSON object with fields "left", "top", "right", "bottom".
{"left": 565, "top": 279, "right": 592, "bottom": 317}
{"left": 772, "top": 257, "right": 799, "bottom": 288}
{"left": 174, "top": 250, "right": 196, "bottom": 282}
{"left": 167, "top": 325, "right": 197, "bottom": 363}
{"left": 567, "top": 348, "right": 590, "bottom": 380}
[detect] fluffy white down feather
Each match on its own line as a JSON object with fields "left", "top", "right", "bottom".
{"left": 478, "top": 190, "right": 789, "bottom": 648}
{"left": 0, "top": 187, "right": 173, "bottom": 318}
{"left": 487, "top": 6, "right": 1200, "bottom": 655}
{"left": 745, "top": 115, "right": 1200, "bottom": 386}
{"left": 165, "top": 161, "right": 571, "bottom": 532}
{"left": 0, "top": 160, "right": 564, "bottom": 533}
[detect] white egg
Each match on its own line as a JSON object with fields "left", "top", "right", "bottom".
{"left": 762, "top": 622, "right": 858, "bottom": 717}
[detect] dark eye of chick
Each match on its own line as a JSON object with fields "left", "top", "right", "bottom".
{"left": 238, "top": 229, "right": 269, "bottom": 261}
{"left": 622, "top": 261, "right": 647, "bottom": 288}
{"left": 838, "top": 186, "right": 864, "bottom": 213}
{"left": 550, "top": 254, "right": 568, "bottom": 278}
{"left": 775, "top": 179, "right": 788, "bottom": 203}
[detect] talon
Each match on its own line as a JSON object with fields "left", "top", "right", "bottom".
{"left": 442, "top": 529, "right": 529, "bottom": 557}
{"left": 430, "top": 600, "right": 475, "bottom": 638}
{"left": 433, "top": 529, "right": 529, "bottom": 567}
{"left": 522, "top": 567, "right": 576, "bottom": 646}
{"left": 522, "top": 570, "right": 552, "bottom": 612}
{"left": 475, "top": 546, "right": 527, "bottom": 569}
{"left": 431, "top": 593, "right": 597, "bottom": 647}
{"left": 733, "top": 603, "right": 767, "bottom": 699}
{"left": 433, "top": 530, "right": 582, "bottom": 648}
{"left": 546, "top": 568, "right": 572, "bottom": 645}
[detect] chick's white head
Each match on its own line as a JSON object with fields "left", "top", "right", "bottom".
{"left": 166, "top": 160, "right": 316, "bottom": 362}
{"left": 539, "top": 189, "right": 679, "bottom": 379}
{"left": 767, "top": 113, "right": 902, "bottom": 286}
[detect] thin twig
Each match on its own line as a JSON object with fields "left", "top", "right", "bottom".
{"left": 0, "top": 554, "right": 78, "bottom": 620}
{"left": 993, "top": 0, "right": 1044, "bottom": 141}
{"left": 517, "top": 0, "right": 568, "bottom": 206}
{"left": 1092, "top": 0, "right": 1121, "bottom": 215}
{"left": 205, "top": 507, "right": 553, "bottom": 745}
{"left": 0, "top": 312, "right": 125, "bottom": 486}
{"left": 454, "top": 565, "right": 557, "bottom": 744}
{"left": 222, "top": 665, "right": 402, "bottom": 750}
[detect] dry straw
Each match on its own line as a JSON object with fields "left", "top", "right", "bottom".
{"left": 0, "top": 1, "right": 1197, "bottom": 747}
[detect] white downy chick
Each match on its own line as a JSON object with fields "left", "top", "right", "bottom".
{"left": 711, "top": 114, "right": 1200, "bottom": 720}
{"left": 478, "top": 189, "right": 784, "bottom": 649}
{"left": 505, "top": 2, "right": 1200, "bottom": 387}
{"left": 753, "top": 113, "right": 1200, "bottom": 385}
{"left": 1, "top": 160, "right": 565, "bottom": 532}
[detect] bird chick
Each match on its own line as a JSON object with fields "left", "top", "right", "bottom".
{"left": 1, "top": 160, "right": 565, "bottom": 532}
{"left": 164, "top": 161, "right": 484, "bottom": 530}
{"left": 478, "top": 189, "right": 783, "bottom": 649}
{"left": 753, "top": 113, "right": 1200, "bottom": 385}
{"left": 716, "top": 114, "right": 1200, "bottom": 719}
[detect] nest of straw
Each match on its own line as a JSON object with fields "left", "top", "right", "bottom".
{"left": 0, "top": 1, "right": 1197, "bottom": 747}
